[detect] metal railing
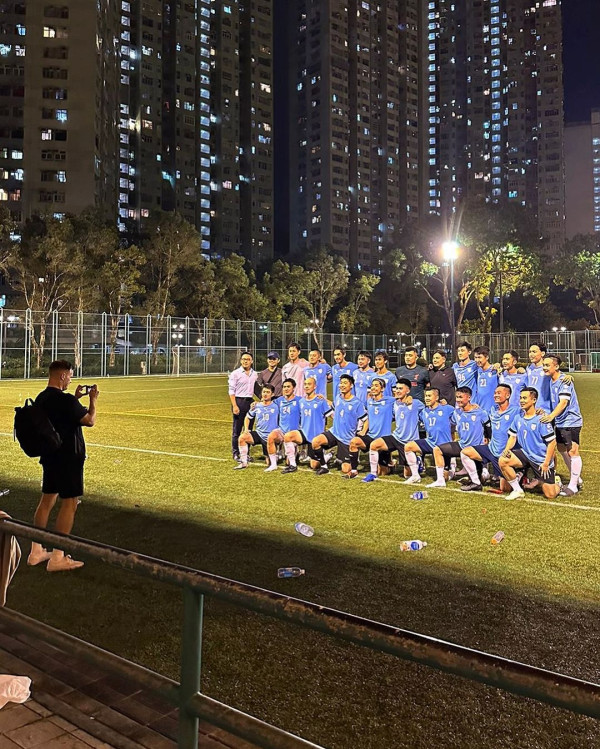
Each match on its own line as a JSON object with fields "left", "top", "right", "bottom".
{"left": 2, "top": 518, "right": 600, "bottom": 749}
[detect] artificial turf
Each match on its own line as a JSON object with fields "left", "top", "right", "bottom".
{"left": 0, "top": 373, "right": 599, "bottom": 748}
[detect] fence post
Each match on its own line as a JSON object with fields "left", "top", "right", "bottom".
{"left": 146, "top": 314, "right": 152, "bottom": 375}
{"left": 203, "top": 318, "right": 208, "bottom": 375}
{"left": 185, "top": 316, "right": 190, "bottom": 375}
{"left": 179, "top": 587, "right": 204, "bottom": 748}
{"left": 77, "top": 310, "right": 84, "bottom": 378}
{"left": 51, "top": 309, "right": 59, "bottom": 363}
{"left": 220, "top": 319, "right": 225, "bottom": 372}
{"left": 167, "top": 315, "right": 172, "bottom": 375}
{"left": 24, "top": 308, "right": 32, "bottom": 379}
{"left": 101, "top": 312, "right": 107, "bottom": 378}
{"left": 0, "top": 308, "right": 3, "bottom": 379}
{"left": 124, "top": 314, "right": 130, "bottom": 376}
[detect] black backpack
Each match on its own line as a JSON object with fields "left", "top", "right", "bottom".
{"left": 14, "top": 399, "right": 62, "bottom": 458}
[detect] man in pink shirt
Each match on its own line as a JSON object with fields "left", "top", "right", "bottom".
{"left": 282, "top": 342, "right": 309, "bottom": 397}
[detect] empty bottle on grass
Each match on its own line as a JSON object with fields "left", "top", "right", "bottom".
{"left": 294, "top": 522, "right": 314, "bottom": 537}
{"left": 400, "top": 540, "right": 427, "bottom": 551}
{"left": 491, "top": 531, "right": 505, "bottom": 545}
{"left": 278, "top": 567, "right": 305, "bottom": 578}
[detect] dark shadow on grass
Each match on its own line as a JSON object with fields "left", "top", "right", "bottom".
{"left": 3, "top": 478, "right": 600, "bottom": 749}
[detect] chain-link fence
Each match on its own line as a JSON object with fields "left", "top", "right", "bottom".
{"left": 0, "top": 308, "right": 599, "bottom": 379}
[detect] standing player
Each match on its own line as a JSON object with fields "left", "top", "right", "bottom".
{"left": 525, "top": 342, "right": 551, "bottom": 411}
{"left": 373, "top": 351, "right": 397, "bottom": 396}
{"left": 427, "top": 386, "right": 490, "bottom": 488}
{"left": 452, "top": 342, "right": 478, "bottom": 394}
{"left": 473, "top": 346, "right": 498, "bottom": 412}
{"left": 428, "top": 350, "right": 457, "bottom": 406}
{"left": 541, "top": 355, "right": 583, "bottom": 496}
{"left": 282, "top": 342, "right": 309, "bottom": 397}
{"left": 331, "top": 346, "right": 359, "bottom": 400}
{"left": 234, "top": 384, "right": 279, "bottom": 469}
{"left": 354, "top": 351, "right": 375, "bottom": 405}
{"left": 403, "top": 388, "right": 454, "bottom": 484}
{"left": 228, "top": 351, "right": 257, "bottom": 462}
{"left": 459, "top": 384, "right": 518, "bottom": 492}
{"left": 395, "top": 346, "right": 429, "bottom": 402}
{"left": 263, "top": 378, "right": 302, "bottom": 472}
{"left": 366, "top": 379, "right": 425, "bottom": 482}
{"left": 497, "top": 350, "right": 526, "bottom": 408}
{"left": 282, "top": 376, "right": 332, "bottom": 473}
{"left": 312, "top": 374, "right": 367, "bottom": 476}
{"left": 347, "top": 378, "right": 395, "bottom": 480}
{"left": 304, "top": 348, "right": 332, "bottom": 397}
{"left": 499, "top": 387, "right": 560, "bottom": 500}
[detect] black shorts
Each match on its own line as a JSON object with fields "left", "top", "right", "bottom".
{"left": 556, "top": 427, "right": 581, "bottom": 450}
{"left": 322, "top": 430, "right": 351, "bottom": 463}
{"left": 511, "top": 449, "right": 556, "bottom": 485}
{"left": 249, "top": 431, "right": 269, "bottom": 455}
{"left": 380, "top": 435, "right": 407, "bottom": 465}
{"left": 438, "top": 441, "right": 462, "bottom": 458}
{"left": 298, "top": 431, "right": 317, "bottom": 460}
{"left": 41, "top": 459, "right": 85, "bottom": 499}
{"left": 415, "top": 438, "right": 434, "bottom": 456}
{"left": 359, "top": 435, "right": 391, "bottom": 466}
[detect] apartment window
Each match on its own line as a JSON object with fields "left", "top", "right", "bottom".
{"left": 44, "top": 6, "right": 69, "bottom": 19}
{"left": 42, "top": 87, "right": 67, "bottom": 100}
{"left": 43, "top": 46, "right": 68, "bottom": 59}
{"left": 42, "top": 67, "right": 68, "bottom": 79}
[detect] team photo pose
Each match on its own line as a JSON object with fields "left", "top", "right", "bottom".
{"left": 497, "top": 350, "right": 527, "bottom": 408}
{"left": 395, "top": 346, "right": 429, "bottom": 402}
{"left": 472, "top": 346, "right": 499, "bottom": 412}
{"left": 354, "top": 351, "right": 375, "bottom": 405}
{"left": 304, "top": 348, "right": 332, "bottom": 397}
{"left": 234, "top": 384, "right": 279, "bottom": 470}
{"left": 402, "top": 387, "right": 454, "bottom": 485}
{"left": 372, "top": 350, "right": 397, "bottom": 396}
{"left": 347, "top": 377, "right": 395, "bottom": 480}
{"left": 263, "top": 378, "right": 302, "bottom": 473}
{"left": 331, "top": 346, "right": 359, "bottom": 400}
{"left": 282, "top": 376, "right": 333, "bottom": 473}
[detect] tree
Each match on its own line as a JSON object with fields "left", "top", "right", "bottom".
{"left": 554, "top": 234, "right": 600, "bottom": 326}
{"left": 337, "top": 271, "right": 380, "bottom": 333}
{"left": 212, "top": 254, "right": 268, "bottom": 320}
{"left": 301, "top": 247, "right": 349, "bottom": 343}
{"left": 260, "top": 259, "right": 313, "bottom": 325}
{"left": 0, "top": 205, "right": 17, "bottom": 274}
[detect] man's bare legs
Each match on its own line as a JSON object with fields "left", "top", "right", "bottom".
{"left": 29, "top": 493, "right": 84, "bottom": 570}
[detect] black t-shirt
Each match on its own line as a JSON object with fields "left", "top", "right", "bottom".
{"left": 35, "top": 387, "right": 88, "bottom": 464}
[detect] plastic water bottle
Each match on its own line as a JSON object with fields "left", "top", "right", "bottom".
{"left": 411, "top": 491, "right": 428, "bottom": 500}
{"left": 277, "top": 567, "right": 305, "bottom": 578}
{"left": 491, "top": 531, "right": 505, "bottom": 545}
{"left": 294, "top": 522, "right": 314, "bottom": 537}
{"left": 0, "top": 489, "right": 9, "bottom": 497}
{"left": 400, "top": 540, "right": 427, "bottom": 551}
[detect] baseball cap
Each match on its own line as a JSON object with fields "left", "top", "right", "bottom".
{"left": 267, "top": 351, "right": 280, "bottom": 359}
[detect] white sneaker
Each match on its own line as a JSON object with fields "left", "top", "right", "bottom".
{"left": 403, "top": 476, "right": 421, "bottom": 485}
{"left": 426, "top": 480, "right": 446, "bottom": 488}
{"left": 481, "top": 468, "right": 491, "bottom": 482}
{"left": 264, "top": 465, "right": 278, "bottom": 472}
{"left": 27, "top": 549, "right": 52, "bottom": 566}
{"left": 505, "top": 489, "right": 525, "bottom": 500}
{"left": 233, "top": 463, "right": 248, "bottom": 470}
{"left": 47, "top": 555, "right": 84, "bottom": 572}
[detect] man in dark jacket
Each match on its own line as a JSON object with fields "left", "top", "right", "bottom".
{"left": 255, "top": 351, "right": 283, "bottom": 398}
{"left": 428, "top": 350, "right": 457, "bottom": 405}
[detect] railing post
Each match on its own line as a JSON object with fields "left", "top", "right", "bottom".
{"left": 178, "top": 587, "right": 204, "bottom": 749}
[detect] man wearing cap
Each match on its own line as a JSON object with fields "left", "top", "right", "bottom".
{"left": 228, "top": 351, "right": 257, "bottom": 462}
{"left": 255, "top": 351, "right": 283, "bottom": 398}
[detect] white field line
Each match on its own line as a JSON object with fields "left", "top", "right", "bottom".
{"left": 1, "top": 433, "right": 598, "bottom": 512}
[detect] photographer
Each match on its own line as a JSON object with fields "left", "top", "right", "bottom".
{"left": 27, "top": 360, "right": 98, "bottom": 572}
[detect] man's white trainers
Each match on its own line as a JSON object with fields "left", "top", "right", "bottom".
{"left": 426, "top": 480, "right": 446, "bottom": 488}
{"left": 403, "top": 476, "right": 422, "bottom": 485}
{"left": 47, "top": 555, "right": 84, "bottom": 572}
{"left": 505, "top": 489, "right": 525, "bottom": 500}
{"left": 264, "top": 465, "right": 278, "bottom": 472}
{"left": 27, "top": 549, "right": 52, "bottom": 566}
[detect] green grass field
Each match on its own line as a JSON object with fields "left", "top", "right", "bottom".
{"left": 1, "top": 373, "right": 600, "bottom": 748}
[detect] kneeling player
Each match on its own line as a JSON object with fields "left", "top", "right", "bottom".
{"left": 235, "top": 384, "right": 279, "bottom": 469}
{"left": 282, "top": 376, "right": 332, "bottom": 473}
{"left": 312, "top": 374, "right": 367, "bottom": 476}
{"left": 264, "top": 378, "right": 301, "bottom": 472}
{"left": 403, "top": 388, "right": 454, "bottom": 484}
{"left": 498, "top": 387, "right": 560, "bottom": 500}
{"left": 347, "top": 378, "right": 395, "bottom": 480}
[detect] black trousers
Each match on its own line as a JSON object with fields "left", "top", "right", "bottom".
{"left": 231, "top": 397, "right": 253, "bottom": 456}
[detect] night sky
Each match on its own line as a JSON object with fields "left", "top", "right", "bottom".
{"left": 563, "top": 0, "right": 600, "bottom": 122}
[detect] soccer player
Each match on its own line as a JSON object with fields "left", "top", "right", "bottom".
{"left": 354, "top": 350, "right": 375, "bottom": 405}
{"left": 228, "top": 351, "right": 257, "bottom": 462}
{"left": 282, "top": 342, "right": 309, "bottom": 397}
{"left": 541, "top": 355, "right": 583, "bottom": 496}
{"left": 452, "top": 342, "right": 478, "bottom": 393}
{"left": 263, "top": 378, "right": 302, "bottom": 472}
{"left": 403, "top": 388, "right": 455, "bottom": 484}
{"left": 525, "top": 341, "right": 551, "bottom": 411}
{"left": 499, "top": 387, "right": 560, "bottom": 500}
{"left": 312, "top": 374, "right": 367, "bottom": 476}
{"left": 282, "top": 376, "right": 332, "bottom": 473}
{"left": 428, "top": 386, "right": 490, "bottom": 488}
{"left": 497, "top": 350, "right": 526, "bottom": 408}
{"left": 331, "top": 346, "right": 359, "bottom": 400}
{"left": 366, "top": 378, "right": 425, "bottom": 482}
{"left": 304, "top": 348, "right": 332, "bottom": 397}
{"left": 348, "top": 377, "right": 395, "bottom": 480}
{"left": 427, "top": 349, "right": 457, "bottom": 406}
{"left": 459, "top": 384, "right": 519, "bottom": 492}
{"left": 373, "top": 350, "right": 397, "bottom": 396}
{"left": 234, "top": 384, "right": 279, "bottom": 469}
{"left": 472, "top": 345, "right": 498, "bottom": 412}
{"left": 395, "top": 346, "right": 429, "bottom": 402}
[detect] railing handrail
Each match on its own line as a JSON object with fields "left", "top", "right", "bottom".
{"left": 2, "top": 518, "right": 600, "bottom": 749}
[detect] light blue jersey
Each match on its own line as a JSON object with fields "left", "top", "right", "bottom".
{"left": 252, "top": 402, "right": 280, "bottom": 441}
{"left": 299, "top": 396, "right": 332, "bottom": 443}
{"left": 278, "top": 395, "right": 301, "bottom": 433}
{"left": 374, "top": 370, "right": 397, "bottom": 397}
{"left": 366, "top": 396, "right": 395, "bottom": 439}
{"left": 354, "top": 368, "right": 376, "bottom": 404}
{"left": 454, "top": 406, "right": 490, "bottom": 448}
{"left": 453, "top": 360, "right": 478, "bottom": 393}
{"left": 509, "top": 412, "right": 556, "bottom": 466}
{"left": 488, "top": 404, "right": 520, "bottom": 457}
{"left": 548, "top": 374, "right": 583, "bottom": 428}
{"left": 332, "top": 361, "right": 359, "bottom": 400}
{"left": 392, "top": 399, "right": 425, "bottom": 443}
{"left": 331, "top": 395, "right": 367, "bottom": 444}
{"left": 499, "top": 371, "right": 527, "bottom": 409}
{"left": 473, "top": 367, "right": 498, "bottom": 412}
{"left": 422, "top": 404, "right": 455, "bottom": 448}
{"left": 304, "top": 364, "right": 332, "bottom": 398}
{"left": 525, "top": 363, "right": 551, "bottom": 411}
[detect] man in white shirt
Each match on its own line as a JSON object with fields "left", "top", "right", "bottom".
{"left": 228, "top": 351, "right": 257, "bottom": 461}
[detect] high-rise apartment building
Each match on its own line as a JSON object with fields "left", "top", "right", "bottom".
{"left": 288, "top": 0, "right": 419, "bottom": 271}
{"left": 0, "top": 0, "right": 274, "bottom": 264}
{"left": 564, "top": 109, "right": 600, "bottom": 238}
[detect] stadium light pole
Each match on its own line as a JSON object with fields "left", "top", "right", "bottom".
{"left": 442, "top": 241, "right": 459, "bottom": 353}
